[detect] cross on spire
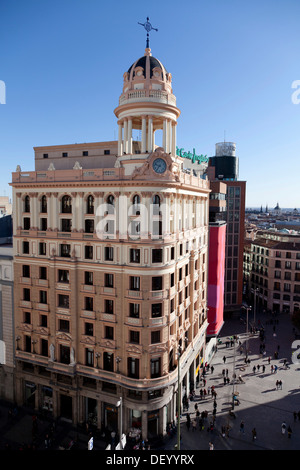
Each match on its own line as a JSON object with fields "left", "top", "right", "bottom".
{"left": 138, "top": 17, "right": 158, "bottom": 49}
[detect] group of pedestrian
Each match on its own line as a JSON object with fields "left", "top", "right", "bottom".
{"left": 275, "top": 380, "right": 283, "bottom": 390}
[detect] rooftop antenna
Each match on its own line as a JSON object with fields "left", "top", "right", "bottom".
{"left": 138, "top": 17, "right": 158, "bottom": 49}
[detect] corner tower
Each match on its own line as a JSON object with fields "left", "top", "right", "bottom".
{"left": 114, "top": 47, "right": 180, "bottom": 161}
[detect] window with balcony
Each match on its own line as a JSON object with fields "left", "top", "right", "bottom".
{"left": 60, "top": 345, "right": 70, "bottom": 364}
{"left": 105, "top": 273, "right": 113, "bottom": 288}
{"left": 85, "top": 348, "right": 94, "bottom": 367}
{"left": 151, "top": 303, "right": 162, "bottom": 318}
{"left": 128, "top": 357, "right": 139, "bottom": 379}
{"left": 151, "top": 330, "right": 161, "bottom": 344}
{"left": 61, "top": 218, "right": 72, "bottom": 232}
{"left": 103, "top": 352, "right": 114, "bottom": 371}
{"left": 129, "top": 303, "right": 140, "bottom": 318}
{"left": 23, "top": 217, "right": 30, "bottom": 230}
{"left": 150, "top": 357, "right": 161, "bottom": 378}
{"left": 84, "top": 271, "right": 93, "bottom": 285}
{"left": 85, "top": 296, "right": 94, "bottom": 311}
{"left": 23, "top": 288, "right": 30, "bottom": 301}
{"left": 130, "top": 276, "right": 140, "bottom": 291}
{"left": 152, "top": 276, "right": 162, "bottom": 291}
{"left": 22, "top": 265, "right": 30, "bottom": 278}
{"left": 130, "top": 330, "right": 140, "bottom": 344}
{"left": 58, "top": 294, "right": 69, "bottom": 309}
{"left": 85, "top": 219, "right": 94, "bottom": 233}
{"left": 40, "top": 218, "right": 47, "bottom": 231}
{"left": 105, "top": 299, "right": 114, "bottom": 314}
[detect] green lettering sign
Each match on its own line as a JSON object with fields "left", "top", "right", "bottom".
{"left": 176, "top": 146, "right": 208, "bottom": 164}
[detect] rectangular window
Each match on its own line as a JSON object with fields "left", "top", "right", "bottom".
{"left": 84, "top": 271, "right": 93, "bottom": 285}
{"left": 152, "top": 276, "right": 162, "bottom": 291}
{"left": 171, "top": 246, "right": 175, "bottom": 260}
{"left": 128, "top": 357, "right": 139, "bottom": 379}
{"left": 130, "top": 276, "right": 140, "bottom": 291}
{"left": 85, "top": 219, "right": 94, "bottom": 233}
{"left": 129, "top": 303, "right": 140, "bottom": 318}
{"left": 85, "top": 322, "right": 94, "bottom": 336}
{"left": 23, "top": 288, "right": 30, "bottom": 301}
{"left": 22, "top": 265, "right": 30, "bottom": 278}
{"left": 60, "top": 345, "right": 70, "bottom": 364}
{"left": 105, "top": 326, "right": 114, "bottom": 340}
{"left": 39, "top": 242, "right": 46, "bottom": 256}
{"left": 59, "top": 319, "right": 70, "bottom": 333}
{"left": 61, "top": 218, "right": 72, "bottom": 232}
{"left": 85, "top": 297, "right": 94, "bottom": 311}
{"left": 130, "top": 248, "right": 140, "bottom": 263}
{"left": 62, "top": 152, "right": 68, "bottom": 157}
{"left": 152, "top": 303, "right": 162, "bottom": 318}
{"left": 43, "top": 153, "right": 48, "bottom": 159}
{"left": 23, "top": 217, "right": 30, "bottom": 230}
{"left": 58, "top": 294, "right": 69, "bottom": 309}
{"left": 151, "top": 330, "right": 161, "bottom": 344}
{"left": 105, "top": 246, "right": 114, "bottom": 261}
{"left": 40, "top": 266, "right": 47, "bottom": 280}
{"left": 23, "top": 241, "right": 30, "bottom": 254}
{"left": 103, "top": 352, "right": 114, "bottom": 371}
{"left": 41, "top": 338, "right": 48, "bottom": 357}
{"left": 105, "top": 299, "right": 114, "bottom": 314}
{"left": 24, "top": 311, "right": 31, "bottom": 324}
{"left": 85, "top": 349, "right": 94, "bottom": 367}
{"left": 58, "top": 269, "right": 69, "bottom": 283}
{"left": 85, "top": 245, "right": 93, "bottom": 260}
{"left": 39, "top": 290, "right": 47, "bottom": 304}
{"left": 150, "top": 358, "right": 161, "bottom": 378}
{"left": 152, "top": 249, "right": 163, "bottom": 263}
{"left": 40, "top": 218, "right": 48, "bottom": 231}
{"left": 60, "top": 244, "right": 71, "bottom": 258}
{"left": 104, "top": 149, "right": 110, "bottom": 155}
{"left": 83, "top": 151, "right": 88, "bottom": 156}
{"left": 105, "top": 273, "right": 114, "bottom": 288}
{"left": 130, "top": 330, "right": 140, "bottom": 344}
{"left": 40, "top": 314, "right": 47, "bottom": 327}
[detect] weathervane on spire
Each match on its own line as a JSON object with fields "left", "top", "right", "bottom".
{"left": 138, "top": 17, "right": 158, "bottom": 49}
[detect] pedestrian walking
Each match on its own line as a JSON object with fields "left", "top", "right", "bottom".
{"left": 253, "top": 366, "right": 256, "bottom": 374}
{"left": 223, "top": 356, "right": 226, "bottom": 364}
{"left": 252, "top": 428, "right": 257, "bottom": 441}
{"left": 209, "top": 442, "right": 214, "bottom": 450}
{"left": 262, "top": 365, "right": 266, "bottom": 373}
{"left": 211, "top": 366, "right": 214, "bottom": 374}
{"left": 240, "top": 420, "right": 245, "bottom": 434}
{"left": 224, "top": 376, "right": 227, "bottom": 385}
{"left": 281, "top": 422, "right": 287, "bottom": 435}
{"left": 268, "top": 357, "right": 271, "bottom": 364}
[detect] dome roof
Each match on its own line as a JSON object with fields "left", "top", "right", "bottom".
{"left": 127, "top": 54, "right": 168, "bottom": 79}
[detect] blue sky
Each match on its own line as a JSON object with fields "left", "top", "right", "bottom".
{"left": 0, "top": 0, "right": 299, "bottom": 208}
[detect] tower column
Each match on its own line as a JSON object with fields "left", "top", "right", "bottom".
{"left": 163, "top": 119, "right": 167, "bottom": 151}
{"left": 141, "top": 116, "right": 147, "bottom": 153}
{"left": 123, "top": 119, "right": 128, "bottom": 154}
{"left": 118, "top": 120, "right": 123, "bottom": 156}
{"left": 128, "top": 118, "right": 133, "bottom": 154}
{"left": 148, "top": 116, "right": 153, "bottom": 153}
{"left": 172, "top": 121, "right": 177, "bottom": 156}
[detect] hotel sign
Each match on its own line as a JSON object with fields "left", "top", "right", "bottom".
{"left": 176, "top": 146, "right": 208, "bottom": 164}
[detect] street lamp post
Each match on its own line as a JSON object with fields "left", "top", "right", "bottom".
{"left": 116, "top": 397, "right": 123, "bottom": 449}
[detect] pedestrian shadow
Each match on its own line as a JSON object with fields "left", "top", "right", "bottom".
{"left": 261, "top": 388, "right": 276, "bottom": 393}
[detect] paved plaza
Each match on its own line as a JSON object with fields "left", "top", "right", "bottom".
{"left": 0, "top": 311, "right": 299, "bottom": 452}
{"left": 165, "top": 310, "right": 300, "bottom": 450}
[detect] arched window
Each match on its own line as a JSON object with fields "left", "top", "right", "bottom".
{"left": 41, "top": 195, "right": 47, "bottom": 213}
{"left": 61, "top": 195, "right": 72, "bottom": 214}
{"left": 132, "top": 194, "right": 140, "bottom": 215}
{"left": 153, "top": 194, "right": 161, "bottom": 215}
{"left": 24, "top": 196, "right": 30, "bottom": 213}
{"left": 106, "top": 195, "right": 115, "bottom": 215}
{"left": 87, "top": 195, "right": 94, "bottom": 214}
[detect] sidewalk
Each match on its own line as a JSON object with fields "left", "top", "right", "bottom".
{"left": 164, "top": 311, "right": 300, "bottom": 450}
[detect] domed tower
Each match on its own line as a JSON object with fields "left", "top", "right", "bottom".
{"left": 114, "top": 46, "right": 180, "bottom": 162}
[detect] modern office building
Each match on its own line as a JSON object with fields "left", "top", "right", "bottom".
{"left": 208, "top": 142, "right": 246, "bottom": 313}
{"left": 11, "top": 44, "right": 210, "bottom": 439}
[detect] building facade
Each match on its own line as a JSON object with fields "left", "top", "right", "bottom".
{"left": 244, "top": 231, "right": 300, "bottom": 315}
{"left": 208, "top": 142, "right": 246, "bottom": 313}
{"left": 11, "top": 46, "right": 210, "bottom": 439}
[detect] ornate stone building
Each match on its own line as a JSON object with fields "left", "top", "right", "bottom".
{"left": 11, "top": 45, "right": 210, "bottom": 439}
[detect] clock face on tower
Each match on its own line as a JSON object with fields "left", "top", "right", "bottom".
{"left": 152, "top": 158, "right": 167, "bottom": 174}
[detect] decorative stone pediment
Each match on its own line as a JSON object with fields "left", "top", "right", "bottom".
{"left": 131, "top": 147, "right": 181, "bottom": 181}
{"left": 126, "top": 344, "right": 142, "bottom": 354}
{"left": 56, "top": 332, "right": 72, "bottom": 342}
